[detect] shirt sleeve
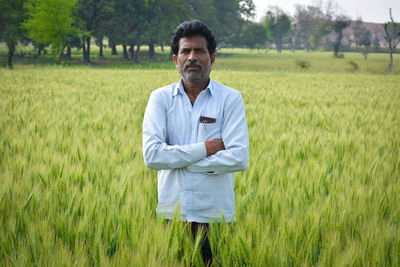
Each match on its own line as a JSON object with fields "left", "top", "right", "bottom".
{"left": 185, "top": 93, "right": 249, "bottom": 175}
{"left": 143, "top": 90, "right": 207, "bottom": 170}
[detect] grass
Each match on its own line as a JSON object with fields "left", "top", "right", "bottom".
{"left": 214, "top": 48, "right": 400, "bottom": 74}
{"left": 0, "top": 53, "right": 400, "bottom": 266}
{"left": 1, "top": 43, "right": 400, "bottom": 74}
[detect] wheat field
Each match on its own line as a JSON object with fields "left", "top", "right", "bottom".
{"left": 0, "top": 65, "right": 399, "bottom": 266}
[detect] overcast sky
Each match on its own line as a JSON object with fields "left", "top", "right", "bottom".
{"left": 253, "top": 0, "right": 400, "bottom": 23}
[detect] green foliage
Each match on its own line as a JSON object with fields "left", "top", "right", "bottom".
{"left": 238, "top": 0, "right": 256, "bottom": 21}
{"left": 0, "top": 0, "right": 26, "bottom": 68}
{"left": 0, "top": 66, "right": 399, "bottom": 266}
{"left": 211, "top": 0, "right": 244, "bottom": 44}
{"left": 17, "top": 0, "right": 260, "bottom": 60}
{"left": 241, "top": 22, "right": 267, "bottom": 49}
{"left": 332, "top": 15, "right": 351, "bottom": 57}
{"left": 335, "top": 53, "right": 345, "bottom": 58}
{"left": 384, "top": 8, "right": 400, "bottom": 71}
{"left": 347, "top": 60, "right": 359, "bottom": 72}
{"left": 352, "top": 18, "right": 371, "bottom": 49}
{"left": 292, "top": 4, "right": 332, "bottom": 51}
{"left": 265, "top": 7, "right": 291, "bottom": 52}
{"left": 23, "top": 0, "right": 80, "bottom": 61}
{"left": 295, "top": 59, "right": 311, "bottom": 70}
{"left": 0, "top": 0, "right": 25, "bottom": 44}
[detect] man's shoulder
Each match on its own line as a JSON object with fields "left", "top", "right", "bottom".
{"left": 211, "top": 80, "right": 242, "bottom": 99}
{"left": 151, "top": 82, "right": 178, "bottom": 97}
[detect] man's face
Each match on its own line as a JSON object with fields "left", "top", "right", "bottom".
{"left": 173, "top": 35, "right": 216, "bottom": 84}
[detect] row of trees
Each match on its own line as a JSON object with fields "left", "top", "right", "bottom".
{"left": 245, "top": 4, "right": 399, "bottom": 70}
{"left": 1, "top": 0, "right": 399, "bottom": 69}
{"left": 252, "top": 5, "right": 391, "bottom": 57}
{"left": 0, "top": 0, "right": 256, "bottom": 68}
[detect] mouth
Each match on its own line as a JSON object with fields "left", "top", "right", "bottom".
{"left": 185, "top": 64, "right": 201, "bottom": 71}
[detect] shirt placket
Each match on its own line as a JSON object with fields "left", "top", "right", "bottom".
{"left": 186, "top": 91, "right": 206, "bottom": 217}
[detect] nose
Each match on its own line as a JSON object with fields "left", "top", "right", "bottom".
{"left": 188, "top": 50, "right": 197, "bottom": 62}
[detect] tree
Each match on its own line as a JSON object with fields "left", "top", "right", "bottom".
{"left": 373, "top": 35, "right": 380, "bottom": 51}
{"left": 77, "top": 0, "right": 100, "bottom": 62}
{"left": 93, "top": 0, "right": 114, "bottom": 57}
{"left": 211, "top": 0, "right": 252, "bottom": 45}
{"left": 352, "top": 17, "right": 365, "bottom": 48}
{"left": 310, "top": 19, "right": 331, "bottom": 50}
{"left": 239, "top": 0, "right": 256, "bottom": 21}
{"left": 264, "top": 7, "right": 291, "bottom": 53}
{"left": 292, "top": 4, "right": 331, "bottom": 51}
{"left": 23, "top": 0, "right": 79, "bottom": 64}
{"left": 143, "top": 0, "right": 162, "bottom": 59}
{"left": 111, "top": 0, "right": 145, "bottom": 61}
{"left": 0, "top": 0, "right": 26, "bottom": 69}
{"left": 351, "top": 17, "right": 371, "bottom": 58}
{"left": 212, "top": 0, "right": 238, "bottom": 44}
{"left": 360, "top": 30, "right": 371, "bottom": 59}
{"left": 384, "top": 8, "right": 400, "bottom": 71}
{"left": 143, "top": 0, "right": 188, "bottom": 58}
{"left": 157, "top": 0, "right": 187, "bottom": 53}
{"left": 241, "top": 22, "right": 267, "bottom": 49}
{"left": 331, "top": 15, "right": 351, "bottom": 57}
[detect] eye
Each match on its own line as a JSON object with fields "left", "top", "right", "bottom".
{"left": 180, "top": 49, "right": 190, "bottom": 54}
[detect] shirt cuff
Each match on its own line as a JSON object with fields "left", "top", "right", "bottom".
{"left": 191, "top": 142, "right": 207, "bottom": 160}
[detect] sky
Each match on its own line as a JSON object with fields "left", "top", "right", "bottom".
{"left": 253, "top": 0, "right": 400, "bottom": 23}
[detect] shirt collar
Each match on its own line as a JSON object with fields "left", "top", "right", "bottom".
{"left": 173, "top": 79, "right": 214, "bottom": 96}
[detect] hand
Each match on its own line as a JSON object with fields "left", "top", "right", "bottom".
{"left": 205, "top": 139, "right": 225, "bottom": 156}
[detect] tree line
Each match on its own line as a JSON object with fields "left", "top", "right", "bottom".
{"left": 0, "top": 0, "right": 399, "bottom": 70}
{"left": 251, "top": 5, "right": 398, "bottom": 59}
{"left": 0, "top": 0, "right": 256, "bottom": 68}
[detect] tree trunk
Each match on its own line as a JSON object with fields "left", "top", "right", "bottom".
{"left": 276, "top": 37, "right": 282, "bottom": 53}
{"left": 135, "top": 45, "right": 140, "bottom": 63}
{"left": 38, "top": 45, "right": 42, "bottom": 56}
{"left": 82, "top": 39, "right": 87, "bottom": 61}
{"left": 57, "top": 45, "right": 66, "bottom": 64}
{"left": 85, "top": 37, "right": 91, "bottom": 62}
{"left": 66, "top": 46, "right": 71, "bottom": 59}
{"left": 99, "top": 36, "right": 104, "bottom": 57}
{"left": 333, "top": 32, "right": 343, "bottom": 57}
{"left": 149, "top": 43, "right": 155, "bottom": 58}
{"left": 129, "top": 44, "right": 134, "bottom": 59}
{"left": 389, "top": 43, "right": 393, "bottom": 71}
{"left": 122, "top": 44, "right": 129, "bottom": 59}
{"left": 111, "top": 43, "right": 117, "bottom": 55}
{"left": 161, "top": 43, "right": 164, "bottom": 52}
{"left": 7, "top": 43, "right": 15, "bottom": 69}
{"left": 384, "top": 22, "right": 394, "bottom": 72}
{"left": 333, "top": 42, "right": 339, "bottom": 57}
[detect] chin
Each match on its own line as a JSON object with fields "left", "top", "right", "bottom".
{"left": 184, "top": 74, "right": 204, "bottom": 82}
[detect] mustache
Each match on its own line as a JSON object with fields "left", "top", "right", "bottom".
{"left": 184, "top": 61, "right": 201, "bottom": 70}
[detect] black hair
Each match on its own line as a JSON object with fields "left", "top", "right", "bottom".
{"left": 171, "top": 20, "right": 217, "bottom": 56}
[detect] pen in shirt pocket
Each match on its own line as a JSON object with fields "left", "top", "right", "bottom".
{"left": 200, "top": 116, "right": 216, "bottom": 131}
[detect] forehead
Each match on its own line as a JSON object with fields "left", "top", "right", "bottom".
{"left": 178, "top": 35, "right": 208, "bottom": 50}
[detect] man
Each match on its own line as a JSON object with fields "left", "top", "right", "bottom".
{"left": 142, "top": 20, "right": 249, "bottom": 265}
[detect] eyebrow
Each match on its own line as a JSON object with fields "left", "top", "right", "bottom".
{"left": 180, "top": 47, "right": 206, "bottom": 52}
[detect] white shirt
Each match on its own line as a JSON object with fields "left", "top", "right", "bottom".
{"left": 142, "top": 79, "right": 249, "bottom": 222}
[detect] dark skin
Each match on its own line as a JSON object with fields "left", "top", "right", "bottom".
{"left": 173, "top": 36, "right": 224, "bottom": 156}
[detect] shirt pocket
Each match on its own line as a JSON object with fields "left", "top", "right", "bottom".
{"left": 198, "top": 121, "right": 222, "bottom": 141}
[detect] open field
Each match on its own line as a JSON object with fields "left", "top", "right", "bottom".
{"left": 1, "top": 43, "right": 400, "bottom": 74}
{"left": 1, "top": 56, "right": 400, "bottom": 266}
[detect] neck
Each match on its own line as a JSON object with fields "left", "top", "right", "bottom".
{"left": 182, "top": 78, "right": 209, "bottom": 102}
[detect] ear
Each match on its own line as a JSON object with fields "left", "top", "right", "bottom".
{"left": 173, "top": 54, "right": 178, "bottom": 66}
{"left": 210, "top": 53, "right": 216, "bottom": 65}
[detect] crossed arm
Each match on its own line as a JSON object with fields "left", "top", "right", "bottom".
{"left": 142, "top": 90, "right": 249, "bottom": 175}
